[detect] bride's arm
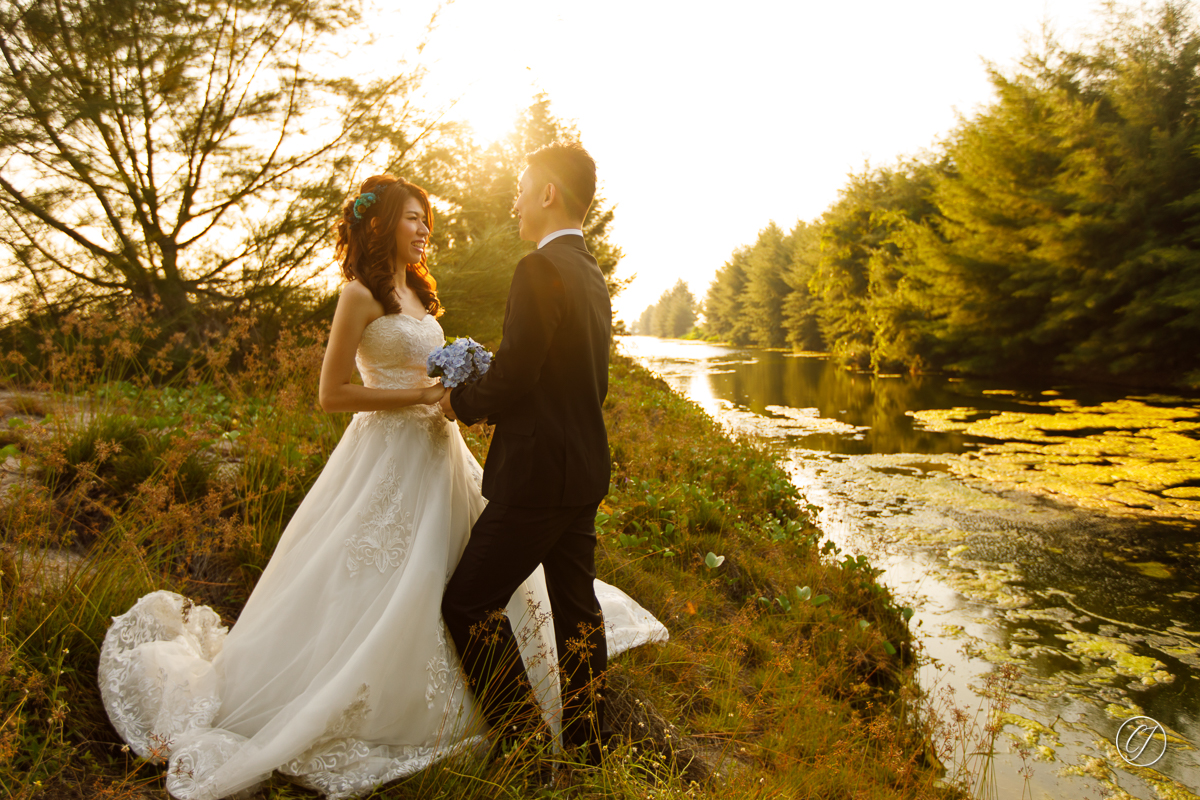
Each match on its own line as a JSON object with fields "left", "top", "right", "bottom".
{"left": 318, "top": 282, "right": 443, "bottom": 413}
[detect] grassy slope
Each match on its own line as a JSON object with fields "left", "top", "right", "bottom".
{"left": 0, "top": 341, "right": 947, "bottom": 799}
{"left": 581, "top": 356, "right": 938, "bottom": 799}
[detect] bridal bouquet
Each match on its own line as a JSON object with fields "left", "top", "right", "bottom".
{"left": 427, "top": 338, "right": 492, "bottom": 388}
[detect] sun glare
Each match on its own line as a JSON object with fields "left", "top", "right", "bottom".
{"left": 369, "top": 0, "right": 553, "bottom": 149}
{"left": 380, "top": 0, "right": 1045, "bottom": 323}
{"left": 448, "top": 87, "right": 529, "bottom": 149}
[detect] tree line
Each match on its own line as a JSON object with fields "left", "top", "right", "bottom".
{"left": 631, "top": 279, "right": 698, "bottom": 338}
{"left": 0, "top": 0, "right": 622, "bottom": 353}
{"left": 702, "top": 2, "right": 1200, "bottom": 386}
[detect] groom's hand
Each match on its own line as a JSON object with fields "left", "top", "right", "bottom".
{"left": 439, "top": 389, "right": 457, "bottom": 421}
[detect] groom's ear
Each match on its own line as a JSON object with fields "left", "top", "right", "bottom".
{"left": 540, "top": 181, "right": 557, "bottom": 209}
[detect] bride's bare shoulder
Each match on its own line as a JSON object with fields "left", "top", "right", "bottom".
{"left": 340, "top": 279, "right": 376, "bottom": 303}
{"left": 338, "top": 280, "right": 385, "bottom": 313}
{"left": 330, "top": 280, "right": 386, "bottom": 333}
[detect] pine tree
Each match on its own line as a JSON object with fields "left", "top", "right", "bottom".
{"left": 782, "top": 221, "right": 824, "bottom": 351}
{"left": 743, "top": 222, "right": 792, "bottom": 348}
{"left": 697, "top": 2, "right": 1200, "bottom": 385}
{"left": 922, "top": 3, "right": 1200, "bottom": 379}
{"left": 634, "top": 279, "right": 696, "bottom": 339}
{"left": 811, "top": 171, "right": 884, "bottom": 368}
{"left": 702, "top": 249, "right": 753, "bottom": 344}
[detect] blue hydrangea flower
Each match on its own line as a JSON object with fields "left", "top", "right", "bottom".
{"left": 427, "top": 338, "right": 492, "bottom": 388}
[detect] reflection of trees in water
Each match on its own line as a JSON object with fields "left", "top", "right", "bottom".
{"left": 706, "top": 353, "right": 976, "bottom": 454}
{"left": 677, "top": 344, "right": 1200, "bottom": 793}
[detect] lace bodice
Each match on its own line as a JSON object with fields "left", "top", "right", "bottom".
{"left": 355, "top": 314, "right": 444, "bottom": 390}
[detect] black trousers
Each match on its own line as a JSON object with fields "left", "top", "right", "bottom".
{"left": 441, "top": 500, "right": 611, "bottom": 750}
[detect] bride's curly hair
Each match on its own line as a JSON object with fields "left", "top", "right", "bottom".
{"left": 334, "top": 174, "right": 442, "bottom": 317}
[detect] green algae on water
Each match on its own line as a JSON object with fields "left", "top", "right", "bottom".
{"left": 1104, "top": 702, "right": 1144, "bottom": 720}
{"left": 1127, "top": 561, "right": 1174, "bottom": 579}
{"left": 1057, "top": 632, "right": 1175, "bottom": 685}
{"left": 910, "top": 398, "right": 1200, "bottom": 520}
{"left": 944, "top": 565, "right": 1031, "bottom": 607}
{"left": 1097, "top": 740, "right": 1200, "bottom": 800}
{"left": 996, "top": 710, "right": 1062, "bottom": 748}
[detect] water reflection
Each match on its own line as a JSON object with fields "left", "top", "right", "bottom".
{"left": 619, "top": 336, "right": 1200, "bottom": 799}
{"left": 620, "top": 337, "right": 1050, "bottom": 455}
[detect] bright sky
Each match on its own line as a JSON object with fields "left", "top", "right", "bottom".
{"left": 386, "top": 1, "right": 1107, "bottom": 322}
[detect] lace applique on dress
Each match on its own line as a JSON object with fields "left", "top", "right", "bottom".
{"left": 345, "top": 458, "right": 414, "bottom": 577}
{"left": 97, "top": 591, "right": 226, "bottom": 762}
{"left": 351, "top": 314, "right": 452, "bottom": 448}
{"left": 166, "top": 729, "right": 255, "bottom": 800}
{"left": 352, "top": 405, "right": 449, "bottom": 449}
{"left": 467, "top": 457, "right": 483, "bottom": 490}
{"left": 424, "top": 623, "right": 453, "bottom": 709}
{"left": 355, "top": 313, "right": 444, "bottom": 393}
{"left": 281, "top": 684, "right": 372, "bottom": 780}
{"left": 279, "top": 682, "right": 473, "bottom": 799}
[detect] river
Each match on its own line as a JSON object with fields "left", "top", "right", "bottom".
{"left": 619, "top": 335, "right": 1200, "bottom": 800}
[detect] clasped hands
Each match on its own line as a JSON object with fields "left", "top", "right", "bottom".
{"left": 434, "top": 384, "right": 456, "bottom": 421}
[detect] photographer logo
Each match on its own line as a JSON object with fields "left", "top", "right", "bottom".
{"left": 1115, "top": 716, "right": 1167, "bottom": 767}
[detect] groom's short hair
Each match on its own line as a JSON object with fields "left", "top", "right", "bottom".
{"left": 526, "top": 142, "right": 596, "bottom": 221}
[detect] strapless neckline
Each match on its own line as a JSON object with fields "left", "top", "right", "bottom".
{"left": 365, "top": 313, "right": 433, "bottom": 332}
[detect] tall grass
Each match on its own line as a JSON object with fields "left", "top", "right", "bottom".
{"left": 0, "top": 303, "right": 977, "bottom": 798}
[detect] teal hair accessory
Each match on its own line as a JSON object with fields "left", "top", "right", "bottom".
{"left": 352, "top": 192, "right": 378, "bottom": 221}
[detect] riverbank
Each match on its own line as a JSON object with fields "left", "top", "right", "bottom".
{"left": 620, "top": 334, "right": 1200, "bottom": 799}
{"left": 0, "top": 339, "right": 947, "bottom": 799}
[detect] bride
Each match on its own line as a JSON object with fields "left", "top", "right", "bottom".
{"left": 97, "top": 174, "right": 666, "bottom": 800}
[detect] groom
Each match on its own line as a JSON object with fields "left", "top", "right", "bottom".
{"left": 438, "top": 141, "right": 614, "bottom": 760}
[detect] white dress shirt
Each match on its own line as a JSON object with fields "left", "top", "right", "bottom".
{"left": 537, "top": 228, "right": 584, "bottom": 249}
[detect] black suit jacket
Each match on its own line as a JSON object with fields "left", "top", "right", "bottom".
{"left": 449, "top": 234, "right": 612, "bottom": 508}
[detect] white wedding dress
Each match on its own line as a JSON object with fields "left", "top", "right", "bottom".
{"left": 98, "top": 312, "right": 667, "bottom": 800}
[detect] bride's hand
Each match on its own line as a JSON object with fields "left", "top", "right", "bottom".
{"left": 421, "top": 384, "right": 445, "bottom": 404}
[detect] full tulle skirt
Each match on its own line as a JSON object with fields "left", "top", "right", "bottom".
{"left": 98, "top": 407, "right": 667, "bottom": 799}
